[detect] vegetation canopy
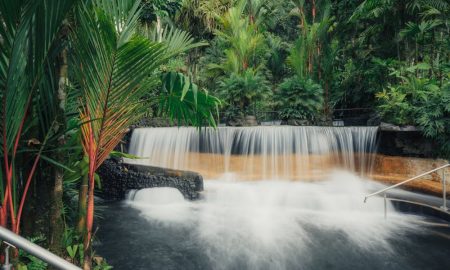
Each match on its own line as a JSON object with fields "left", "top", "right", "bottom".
{"left": 0, "top": 0, "right": 449, "bottom": 269}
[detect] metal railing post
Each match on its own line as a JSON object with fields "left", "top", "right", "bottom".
{"left": 365, "top": 164, "right": 450, "bottom": 201}
{"left": 442, "top": 170, "right": 448, "bottom": 211}
{"left": 2, "top": 245, "right": 12, "bottom": 270}
{"left": 364, "top": 163, "right": 450, "bottom": 217}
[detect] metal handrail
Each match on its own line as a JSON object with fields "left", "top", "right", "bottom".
{"left": 364, "top": 163, "right": 449, "bottom": 217}
{"left": 0, "top": 226, "right": 81, "bottom": 270}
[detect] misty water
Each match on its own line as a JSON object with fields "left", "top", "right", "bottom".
{"left": 97, "top": 127, "right": 450, "bottom": 269}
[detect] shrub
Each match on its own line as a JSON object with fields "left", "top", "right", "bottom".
{"left": 218, "top": 68, "right": 270, "bottom": 116}
{"left": 376, "top": 64, "right": 450, "bottom": 157}
{"left": 275, "top": 76, "right": 323, "bottom": 121}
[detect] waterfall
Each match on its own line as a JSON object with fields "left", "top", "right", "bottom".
{"left": 98, "top": 126, "right": 442, "bottom": 270}
{"left": 127, "top": 126, "right": 378, "bottom": 180}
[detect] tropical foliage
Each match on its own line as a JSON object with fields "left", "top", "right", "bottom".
{"left": 181, "top": 0, "right": 449, "bottom": 155}
{"left": 1, "top": 0, "right": 450, "bottom": 269}
{"left": 275, "top": 77, "right": 323, "bottom": 121}
{"left": 0, "top": 0, "right": 77, "bottom": 235}
{"left": 0, "top": 0, "right": 220, "bottom": 269}
{"left": 376, "top": 64, "right": 450, "bottom": 155}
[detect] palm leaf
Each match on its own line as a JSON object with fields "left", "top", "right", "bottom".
{"left": 159, "top": 72, "right": 221, "bottom": 127}
{"left": 72, "top": 1, "right": 167, "bottom": 169}
{"left": 0, "top": 0, "right": 77, "bottom": 229}
{"left": 138, "top": 24, "right": 208, "bottom": 57}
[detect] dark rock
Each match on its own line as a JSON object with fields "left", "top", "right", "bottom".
{"left": 244, "top": 115, "right": 258, "bottom": 126}
{"left": 379, "top": 122, "right": 420, "bottom": 132}
{"left": 287, "top": 119, "right": 310, "bottom": 126}
{"left": 226, "top": 118, "right": 244, "bottom": 126}
{"left": 97, "top": 159, "right": 203, "bottom": 201}
{"left": 132, "top": 117, "right": 178, "bottom": 128}
{"left": 367, "top": 114, "right": 381, "bottom": 126}
{"left": 377, "top": 129, "right": 439, "bottom": 158}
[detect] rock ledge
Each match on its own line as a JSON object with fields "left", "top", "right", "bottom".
{"left": 98, "top": 159, "right": 203, "bottom": 200}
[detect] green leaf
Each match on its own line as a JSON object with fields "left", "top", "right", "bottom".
{"left": 95, "top": 173, "right": 101, "bottom": 189}
{"left": 110, "top": 151, "right": 144, "bottom": 159}
{"left": 66, "top": 245, "right": 78, "bottom": 259}
{"left": 159, "top": 72, "right": 221, "bottom": 127}
{"left": 180, "top": 76, "right": 190, "bottom": 101}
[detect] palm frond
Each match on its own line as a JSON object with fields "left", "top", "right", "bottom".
{"left": 159, "top": 72, "right": 221, "bottom": 127}
{"left": 0, "top": 0, "right": 77, "bottom": 230}
{"left": 72, "top": 1, "right": 166, "bottom": 168}
{"left": 139, "top": 24, "right": 208, "bottom": 57}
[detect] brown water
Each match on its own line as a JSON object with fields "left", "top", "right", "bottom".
{"left": 127, "top": 126, "right": 378, "bottom": 180}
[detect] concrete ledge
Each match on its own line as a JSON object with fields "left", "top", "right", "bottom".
{"left": 389, "top": 198, "right": 450, "bottom": 223}
{"left": 369, "top": 154, "right": 449, "bottom": 197}
{"left": 97, "top": 159, "right": 203, "bottom": 201}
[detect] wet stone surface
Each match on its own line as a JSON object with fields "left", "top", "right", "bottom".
{"left": 97, "top": 159, "right": 203, "bottom": 200}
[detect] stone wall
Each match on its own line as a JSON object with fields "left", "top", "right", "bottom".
{"left": 97, "top": 159, "right": 203, "bottom": 201}
{"left": 369, "top": 154, "right": 450, "bottom": 196}
{"left": 377, "top": 128, "right": 440, "bottom": 158}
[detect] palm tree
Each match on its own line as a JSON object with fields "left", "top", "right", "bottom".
{"left": 215, "top": 0, "right": 264, "bottom": 73}
{"left": 0, "top": 0, "right": 77, "bottom": 235}
{"left": 246, "top": 0, "right": 270, "bottom": 25}
{"left": 288, "top": 1, "right": 332, "bottom": 78}
{"left": 70, "top": 1, "right": 220, "bottom": 268}
{"left": 288, "top": 1, "right": 334, "bottom": 116}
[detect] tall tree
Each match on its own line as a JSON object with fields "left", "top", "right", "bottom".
{"left": 71, "top": 1, "right": 219, "bottom": 268}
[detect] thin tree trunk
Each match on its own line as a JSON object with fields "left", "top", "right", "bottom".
{"left": 415, "top": 39, "right": 418, "bottom": 64}
{"left": 430, "top": 30, "right": 435, "bottom": 78}
{"left": 78, "top": 172, "right": 89, "bottom": 269}
{"left": 317, "top": 44, "right": 321, "bottom": 80}
{"left": 77, "top": 174, "right": 88, "bottom": 234}
{"left": 156, "top": 16, "right": 162, "bottom": 42}
{"left": 308, "top": 52, "right": 313, "bottom": 74}
{"left": 312, "top": 0, "right": 316, "bottom": 22}
{"left": 299, "top": 7, "right": 304, "bottom": 29}
{"left": 396, "top": 31, "right": 401, "bottom": 61}
{"left": 83, "top": 189, "right": 94, "bottom": 270}
{"left": 415, "top": 38, "right": 419, "bottom": 76}
{"left": 49, "top": 21, "right": 70, "bottom": 255}
{"left": 325, "top": 80, "right": 329, "bottom": 118}
{"left": 437, "top": 31, "right": 443, "bottom": 85}
{"left": 49, "top": 164, "right": 64, "bottom": 253}
{"left": 83, "top": 160, "right": 96, "bottom": 270}
{"left": 49, "top": 48, "right": 68, "bottom": 255}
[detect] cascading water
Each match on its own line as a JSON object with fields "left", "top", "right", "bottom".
{"left": 127, "top": 126, "right": 378, "bottom": 179}
{"left": 97, "top": 126, "right": 450, "bottom": 269}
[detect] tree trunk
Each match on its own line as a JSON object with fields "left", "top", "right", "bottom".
{"left": 83, "top": 170, "right": 95, "bottom": 270}
{"left": 49, "top": 21, "right": 70, "bottom": 255}
{"left": 299, "top": 7, "right": 305, "bottom": 30}
{"left": 49, "top": 165, "right": 64, "bottom": 254}
{"left": 78, "top": 172, "right": 89, "bottom": 269}
{"left": 325, "top": 80, "right": 329, "bottom": 117}
{"left": 156, "top": 16, "right": 162, "bottom": 42}
{"left": 49, "top": 34, "right": 69, "bottom": 255}
{"left": 77, "top": 174, "right": 88, "bottom": 234}
{"left": 312, "top": 0, "right": 316, "bottom": 22}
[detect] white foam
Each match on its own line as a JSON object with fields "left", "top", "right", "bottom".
{"left": 127, "top": 187, "right": 191, "bottom": 223}
{"left": 127, "top": 171, "right": 419, "bottom": 269}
